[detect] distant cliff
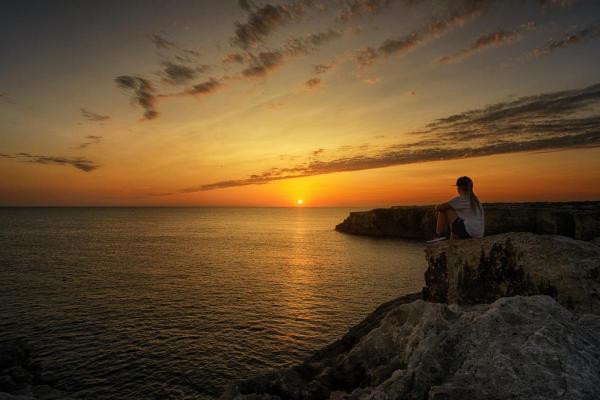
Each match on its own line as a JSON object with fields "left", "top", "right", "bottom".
{"left": 335, "top": 201, "right": 600, "bottom": 240}
{"left": 221, "top": 232, "right": 600, "bottom": 400}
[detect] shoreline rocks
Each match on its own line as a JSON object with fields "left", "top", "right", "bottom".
{"left": 335, "top": 201, "right": 600, "bottom": 240}
{"left": 221, "top": 231, "right": 600, "bottom": 400}
{"left": 0, "top": 341, "right": 69, "bottom": 400}
{"left": 221, "top": 295, "right": 600, "bottom": 400}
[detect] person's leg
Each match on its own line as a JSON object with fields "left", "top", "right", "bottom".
{"left": 435, "top": 210, "right": 447, "bottom": 236}
{"left": 435, "top": 209, "right": 458, "bottom": 236}
{"left": 445, "top": 209, "right": 458, "bottom": 238}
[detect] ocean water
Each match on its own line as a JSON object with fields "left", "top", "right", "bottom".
{"left": 0, "top": 207, "right": 427, "bottom": 399}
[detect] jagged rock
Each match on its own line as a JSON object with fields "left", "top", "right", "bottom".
{"left": 0, "top": 376, "right": 16, "bottom": 393}
{"left": 221, "top": 296, "right": 600, "bottom": 400}
{"left": 335, "top": 201, "right": 600, "bottom": 240}
{"left": 0, "top": 394, "right": 36, "bottom": 400}
{"left": 0, "top": 342, "right": 70, "bottom": 400}
{"left": 423, "top": 232, "right": 600, "bottom": 314}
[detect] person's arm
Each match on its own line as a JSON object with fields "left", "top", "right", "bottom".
{"left": 435, "top": 202, "right": 452, "bottom": 212}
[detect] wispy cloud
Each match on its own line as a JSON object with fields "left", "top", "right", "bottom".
{"left": 81, "top": 108, "right": 110, "bottom": 122}
{"left": 437, "top": 25, "right": 531, "bottom": 64}
{"left": 354, "top": 1, "right": 491, "bottom": 67}
{"left": 0, "top": 91, "right": 16, "bottom": 104}
{"left": 76, "top": 135, "right": 103, "bottom": 149}
{"left": 222, "top": 52, "right": 248, "bottom": 64}
{"left": 313, "top": 61, "right": 336, "bottom": 74}
{"left": 115, "top": 75, "right": 159, "bottom": 120}
{"left": 533, "top": 22, "right": 600, "bottom": 56}
{"left": 187, "top": 77, "right": 226, "bottom": 96}
{"left": 305, "top": 77, "right": 322, "bottom": 89}
{"left": 338, "top": 0, "right": 395, "bottom": 21}
{"left": 230, "top": 3, "right": 305, "bottom": 49}
{"left": 178, "top": 82, "right": 600, "bottom": 192}
{"left": 239, "top": 28, "right": 343, "bottom": 78}
{"left": 2, "top": 153, "right": 100, "bottom": 172}
{"left": 148, "top": 33, "right": 177, "bottom": 50}
{"left": 241, "top": 50, "right": 286, "bottom": 78}
{"left": 238, "top": 0, "right": 255, "bottom": 13}
{"left": 160, "top": 61, "right": 211, "bottom": 85}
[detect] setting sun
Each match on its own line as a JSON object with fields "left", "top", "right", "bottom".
{"left": 296, "top": 199, "right": 304, "bottom": 205}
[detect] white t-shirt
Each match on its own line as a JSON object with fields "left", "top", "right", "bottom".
{"left": 448, "top": 194, "right": 485, "bottom": 238}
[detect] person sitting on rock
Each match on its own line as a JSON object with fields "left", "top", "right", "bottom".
{"left": 426, "top": 176, "right": 484, "bottom": 243}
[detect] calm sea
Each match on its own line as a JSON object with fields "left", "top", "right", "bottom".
{"left": 0, "top": 207, "right": 426, "bottom": 399}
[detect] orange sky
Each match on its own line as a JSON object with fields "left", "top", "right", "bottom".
{"left": 1, "top": 1, "right": 599, "bottom": 206}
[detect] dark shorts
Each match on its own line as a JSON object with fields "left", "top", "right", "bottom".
{"left": 452, "top": 218, "right": 471, "bottom": 239}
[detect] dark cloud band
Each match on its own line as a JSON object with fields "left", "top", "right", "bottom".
{"left": 181, "top": 82, "right": 600, "bottom": 192}
{"left": 1, "top": 153, "right": 99, "bottom": 172}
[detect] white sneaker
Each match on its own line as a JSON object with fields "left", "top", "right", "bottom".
{"left": 426, "top": 236, "right": 447, "bottom": 244}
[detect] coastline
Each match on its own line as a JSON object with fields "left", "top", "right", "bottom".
{"left": 222, "top": 205, "right": 600, "bottom": 400}
{"left": 2, "top": 204, "right": 599, "bottom": 399}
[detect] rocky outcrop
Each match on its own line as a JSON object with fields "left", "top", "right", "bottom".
{"left": 0, "top": 341, "right": 69, "bottom": 400}
{"left": 335, "top": 201, "right": 600, "bottom": 240}
{"left": 222, "top": 232, "right": 600, "bottom": 400}
{"left": 423, "top": 233, "right": 600, "bottom": 314}
{"left": 221, "top": 296, "right": 600, "bottom": 400}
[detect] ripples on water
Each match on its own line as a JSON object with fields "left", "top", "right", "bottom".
{"left": 0, "top": 207, "right": 427, "bottom": 399}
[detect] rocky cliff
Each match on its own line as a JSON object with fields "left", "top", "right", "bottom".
{"left": 335, "top": 201, "right": 600, "bottom": 240}
{"left": 423, "top": 232, "right": 600, "bottom": 314}
{"left": 221, "top": 232, "right": 600, "bottom": 400}
{"left": 0, "top": 341, "right": 70, "bottom": 400}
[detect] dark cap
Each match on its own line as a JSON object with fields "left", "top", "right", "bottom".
{"left": 454, "top": 176, "right": 473, "bottom": 187}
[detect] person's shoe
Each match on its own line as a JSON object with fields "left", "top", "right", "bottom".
{"left": 426, "top": 235, "right": 447, "bottom": 244}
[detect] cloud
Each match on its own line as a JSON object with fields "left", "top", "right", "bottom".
{"left": 305, "top": 29, "right": 342, "bottom": 46}
{"left": 148, "top": 33, "right": 177, "bottom": 50}
{"left": 238, "top": 0, "right": 255, "bottom": 12}
{"left": 533, "top": 23, "right": 600, "bottom": 56}
{"left": 3, "top": 153, "right": 100, "bottom": 172}
{"left": 115, "top": 75, "right": 159, "bottom": 120}
{"left": 240, "top": 29, "right": 343, "bottom": 79}
{"left": 305, "top": 77, "right": 322, "bottom": 89}
{"left": 313, "top": 61, "right": 336, "bottom": 74}
{"left": 76, "top": 135, "right": 103, "bottom": 149}
{"left": 338, "top": 0, "right": 395, "bottom": 21}
{"left": 180, "top": 82, "right": 600, "bottom": 192}
{"left": 311, "top": 148, "right": 325, "bottom": 157}
{"left": 161, "top": 61, "right": 199, "bottom": 85}
{"left": 174, "top": 50, "right": 203, "bottom": 64}
{"left": 282, "top": 28, "right": 342, "bottom": 56}
{"left": 438, "top": 29, "right": 523, "bottom": 64}
{"left": 356, "top": 33, "right": 420, "bottom": 67}
{"left": 187, "top": 78, "right": 225, "bottom": 96}
{"left": 222, "top": 52, "right": 247, "bottom": 64}
{"left": 241, "top": 50, "right": 285, "bottom": 78}
{"left": 354, "top": 1, "right": 490, "bottom": 67}
{"left": 118, "top": 27, "right": 340, "bottom": 119}
{"left": 81, "top": 108, "right": 110, "bottom": 122}
{"left": 230, "top": 3, "right": 305, "bottom": 49}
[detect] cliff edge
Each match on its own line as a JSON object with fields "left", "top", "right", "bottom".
{"left": 335, "top": 201, "right": 600, "bottom": 240}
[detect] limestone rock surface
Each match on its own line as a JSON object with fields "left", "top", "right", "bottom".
{"left": 423, "top": 232, "right": 600, "bottom": 314}
{"left": 221, "top": 296, "right": 600, "bottom": 400}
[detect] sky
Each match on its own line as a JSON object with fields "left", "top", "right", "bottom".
{"left": 1, "top": 0, "right": 599, "bottom": 207}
